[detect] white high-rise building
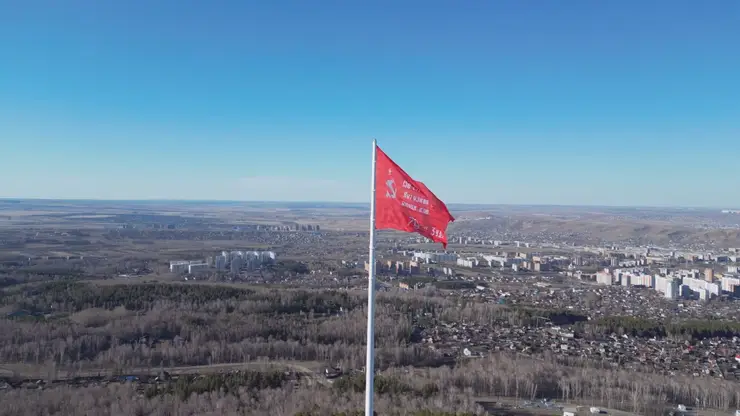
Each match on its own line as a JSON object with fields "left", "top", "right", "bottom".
{"left": 722, "top": 276, "right": 740, "bottom": 293}
{"left": 169, "top": 261, "right": 189, "bottom": 273}
{"left": 654, "top": 275, "right": 671, "bottom": 293}
{"left": 620, "top": 274, "right": 631, "bottom": 286}
{"left": 665, "top": 280, "right": 679, "bottom": 299}
{"left": 215, "top": 255, "right": 227, "bottom": 271}
{"left": 412, "top": 251, "right": 458, "bottom": 264}
{"left": 596, "top": 270, "right": 612, "bottom": 285}
{"left": 188, "top": 263, "right": 208, "bottom": 274}
{"left": 231, "top": 256, "right": 243, "bottom": 275}
{"left": 683, "top": 276, "right": 720, "bottom": 298}
{"left": 630, "top": 274, "right": 653, "bottom": 287}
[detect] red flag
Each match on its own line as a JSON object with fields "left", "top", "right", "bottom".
{"left": 374, "top": 145, "right": 455, "bottom": 247}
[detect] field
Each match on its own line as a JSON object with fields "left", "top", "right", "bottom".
{"left": 449, "top": 206, "right": 740, "bottom": 248}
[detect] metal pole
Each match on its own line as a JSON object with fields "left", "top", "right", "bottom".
{"left": 364, "top": 138, "right": 378, "bottom": 416}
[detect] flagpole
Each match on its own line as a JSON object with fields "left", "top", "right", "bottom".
{"left": 365, "top": 138, "right": 378, "bottom": 416}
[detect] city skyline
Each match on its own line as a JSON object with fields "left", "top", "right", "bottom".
{"left": 1, "top": 196, "right": 738, "bottom": 211}
{"left": 2, "top": 1, "right": 738, "bottom": 206}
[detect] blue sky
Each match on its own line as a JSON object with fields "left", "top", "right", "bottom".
{"left": 1, "top": 0, "right": 738, "bottom": 206}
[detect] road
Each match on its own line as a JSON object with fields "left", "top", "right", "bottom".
{"left": 475, "top": 397, "right": 737, "bottom": 416}
{"left": 0, "top": 360, "right": 332, "bottom": 386}
{"left": 5, "top": 364, "right": 733, "bottom": 415}
{"left": 475, "top": 397, "right": 643, "bottom": 416}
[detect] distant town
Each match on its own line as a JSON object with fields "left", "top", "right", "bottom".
{"left": 4, "top": 200, "right": 740, "bottom": 415}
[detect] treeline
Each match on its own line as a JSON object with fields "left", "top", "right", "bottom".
{"left": 0, "top": 282, "right": 432, "bottom": 371}
{"left": 0, "top": 382, "right": 483, "bottom": 416}
{"left": 271, "top": 260, "right": 310, "bottom": 275}
{"left": 144, "top": 370, "right": 290, "bottom": 400}
{"left": 583, "top": 316, "right": 740, "bottom": 339}
{"left": 2, "top": 281, "right": 740, "bottom": 415}
{"left": 0, "top": 276, "right": 20, "bottom": 288}
{"left": 434, "top": 299, "right": 589, "bottom": 327}
{"left": 333, "top": 373, "right": 439, "bottom": 398}
{"left": 295, "top": 412, "right": 474, "bottom": 416}
{"left": 5, "top": 281, "right": 257, "bottom": 312}
{"left": 3, "top": 281, "right": 736, "bottom": 377}
{"left": 1, "top": 354, "right": 739, "bottom": 415}
{"left": 399, "top": 277, "right": 478, "bottom": 290}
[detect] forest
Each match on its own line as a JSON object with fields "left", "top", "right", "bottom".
{"left": 0, "top": 281, "right": 739, "bottom": 415}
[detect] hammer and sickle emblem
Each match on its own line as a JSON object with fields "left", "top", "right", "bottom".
{"left": 385, "top": 179, "right": 397, "bottom": 199}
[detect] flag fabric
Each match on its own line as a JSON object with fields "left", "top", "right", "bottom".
{"left": 374, "top": 145, "right": 455, "bottom": 247}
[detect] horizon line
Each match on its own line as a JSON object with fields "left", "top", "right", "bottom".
{"left": 0, "top": 197, "right": 735, "bottom": 211}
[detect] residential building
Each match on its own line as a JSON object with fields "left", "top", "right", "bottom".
{"left": 666, "top": 280, "right": 679, "bottom": 299}
{"left": 188, "top": 263, "right": 209, "bottom": 274}
{"left": 215, "top": 255, "right": 227, "bottom": 271}
{"left": 721, "top": 276, "right": 740, "bottom": 294}
{"left": 596, "top": 270, "right": 612, "bottom": 285}
{"left": 169, "top": 261, "right": 189, "bottom": 274}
